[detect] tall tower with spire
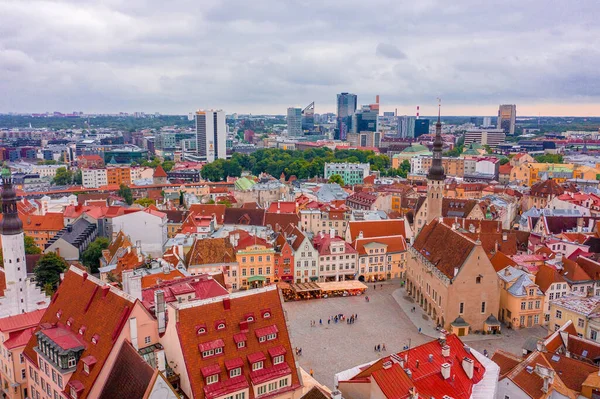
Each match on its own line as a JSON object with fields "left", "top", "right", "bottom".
{"left": 0, "top": 166, "right": 48, "bottom": 317}
{"left": 415, "top": 101, "right": 446, "bottom": 231}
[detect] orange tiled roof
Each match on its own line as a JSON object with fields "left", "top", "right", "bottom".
{"left": 353, "top": 235, "right": 407, "bottom": 255}
{"left": 188, "top": 204, "right": 227, "bottom": 224}
{"left": 490, "top": 251, "right": 518, "bottom": 272}
{"left": 176, "top": 287, "right": 300, "bottom": 399}
{"left": 141, "top": 269, "right": 186, "bottom": 289}
{"left": 23, "top": 268, "right": 137, "bottom": 399}
{"left": 347, "top": 219, "right": 407, "bottom": 241}
{"left": 490, "top": 350, "right": 521, "bottom": 377}
{"left": 0, "top": 213, "right": 64, "bottom": 232}
{"left": 535, "top": 264, "right": 566, "bottom": 293}
{"left": 153, "top": 165, "right": 167, "bottom": 178}
{"left": 186, "top": 237, "right": 236, "bottom": 266}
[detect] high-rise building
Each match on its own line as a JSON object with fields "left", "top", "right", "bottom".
{"left": 301, "top": 102, "right": 315, "bottom": 131}
{"left": 337, "top": 93, "right": 358, "bottom": 140}
{"left": 498, "top": 104, "right": 516, "bottom": 135}
{"left": 414, "top": 119, "right": 430, "bottom": 137}
{"left": 482, "top": 116, "right": 493, "bottom": 127}
{"left": 287, "top": 107, "right": 303, "bottom": 136}
{"left": 398, "top": 115, "right": 416, "bottom": 138}
{"left": 352, "top": 105, "right": 378, "bottom": 134}
{"left": 0, "top": 167, "right": 48, "bottom": 317}
{"left": 465, "top": 128, "right": 506, "bottom": 148}
{"left": 195, "top": 109, "right": 226, "bottom": 162}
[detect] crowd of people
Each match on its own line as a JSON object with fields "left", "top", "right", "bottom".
{"left": 310, "top": 313, "right": 359, "bottom": 327}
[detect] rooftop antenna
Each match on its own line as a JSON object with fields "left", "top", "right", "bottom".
{"left": 416, "top": 105, "right": 420, "bottom": 120}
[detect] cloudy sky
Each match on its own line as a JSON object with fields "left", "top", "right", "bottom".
{"left": 1, "top": 0, "right": 599, "bottom": 116}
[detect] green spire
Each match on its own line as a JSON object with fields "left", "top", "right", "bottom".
{"left": 1, "top": 163, "right": 9, "bottom": 179}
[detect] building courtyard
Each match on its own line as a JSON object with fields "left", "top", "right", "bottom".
{"left": 283, "top": 281, "right": 547, "bottom": 388}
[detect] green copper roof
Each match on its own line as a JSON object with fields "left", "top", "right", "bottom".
{"left": 401, "top": 144, "right": 429, "bottom": 153}
{"left": 469, "top": 143, "right": 484, "bottom": 150}
{"left": 235, "top": 177, "right": 256, "bottom": 191}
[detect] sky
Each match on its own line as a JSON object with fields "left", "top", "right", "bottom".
{"left": 1, "top": 0, "right": 600, "bottom": 116}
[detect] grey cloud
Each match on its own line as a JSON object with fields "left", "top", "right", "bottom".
{"left": 376, "top": 43, "right": 407, "bottom": 60}
{"left": 1, "top": 0, "right": 600, "bottom": 114}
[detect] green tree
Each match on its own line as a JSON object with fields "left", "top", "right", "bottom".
{"left": 535, "top": 154, "right": 564, "bottom": 163}
{"left": 73, "top": 169, "right": 82, "bottom": 185}
{"left": 52, "top": 167, "right": 73, "bottom": 185}
{"left": 24, "top": 235, "right": 41, "bottom": 254}
{"left": 179, "top": 190, "right": 185, "bottom": 205}
{"left": 34, "top": 252, "right": 68, "bottom": 294}
{"left": 134, "top": 198, "right": 155, "bottom": 207}
{"left": 500, "top": 158, "right": 510, "bottom": 165}
{"left": 118, "top": 184, "right": 133, "bottom": 205}
{"left": 81, "top": 237, "right": 110, "bottom": 273}
{"left": 217, "top": 199, "right": 233, "bottom": 208}
{"left": 162, "top": 160, "right": 175, "bottom": 172}
{"left": 328, "top": 174, "right": 345, "bottom": 186}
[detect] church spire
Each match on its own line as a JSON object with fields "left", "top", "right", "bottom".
{"left": 0, "top": 166, "right": 23, "bottom": 236}
{"left": 427, "top": 100, "right": 445, "bottom": 181}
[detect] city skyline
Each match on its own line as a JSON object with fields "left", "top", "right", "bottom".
{"left": 1, "top": 0, "right": 600, "bottom": 116}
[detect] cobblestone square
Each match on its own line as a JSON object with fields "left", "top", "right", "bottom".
{"left": 283, "top": 282, "right": 547, "bottom": 388}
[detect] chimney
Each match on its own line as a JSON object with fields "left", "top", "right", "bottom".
{"left": 442, "top": 345, "right": 450, "bottom": 357}
{"left": 82, "top": 272, "right": 88, "bottom": 283}
{"left": 428, "top": 354, "right": 434, "bottom": 362}
{"left": 502, "top": 231, "right": 508, "bottom": 241}
{"left": 223, "top": 297, "right": 231, "bottom": 310}
{"left": 155, "top": 290, "right": 166, "bottom": 334}
{"left": 454, "top": 267, "right": 459, "bottom": 277}
{"left": 494, "top": 241, "right": 499, "bottom": 253}
{"left": 154, "top": 348, "right": 166, "bottom": 373}
{"left": 462, "top": 357, "right": 474, "bottom": 379}
{"left": 542, "top": 376, "right": 550, "bottom": 393}
{"left": 408, "top": 387, "right": 418, "bottom": 399}
{"left": 441, "top": 363, "right": 451, "bottom": 379}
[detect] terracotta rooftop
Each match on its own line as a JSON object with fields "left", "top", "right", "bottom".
{"left": 188, "top": 204, "right": 227, "bottom": 224}
{"left": 186, "top": 237, "right": 236, "bottom": 266}
{"left": 0, "top": 309, "right": 45, "bottom": 333}
{"left": 441, "top": 198, "right": 478, "bottom": 218}
{"left": 347, "top": 219, "right": 408, "bottom": 241}
{"left": 534, "top": 264, "right": 567, "bottom": 293}
{"left": 175, "top": 286, "right": 300, "bottom": 399}
{"left": 353, "top": 235, "right": 407, "bottom": 255}
{"left": 313, "top": 233, "right": 357, "bottom": 256}
{"left": 153, "top": 165, "right": 168, "bottom": 178}
{"left": 223, "top": 208, "right": 265, "bottom": 226}
{"left": 490, "top": 350, "right": 521, "bottom": 377}
{"left": 412, "top": 220, "right": 476, "bottom": 279}
{"left": 141, "top": 274, "right": 228, "bottom": 312}
{"left": 23, "top": 267, "right": 137, "bottom": 399}
{"left": 530, "top": 179, "right": 565, "bottom": 198}
{"left": 266, "top": 202, "right": 297, "bottom": 214}
{"left": 489, "top": 251, "right": 518, "bottom": 273}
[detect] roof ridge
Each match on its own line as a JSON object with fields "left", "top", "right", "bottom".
{"left": 68, "top": 265, "right": 136, "bottom": 303}
{"left": 174, "top": 285, "right": 277, "bottom": 310}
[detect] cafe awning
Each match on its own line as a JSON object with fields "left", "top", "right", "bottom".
{"left": 317, "top": 281, "right": 368, "bottom": 292}
{"left": 290, "top": 282, "right": 321, "bottom": 293}
{"left": 248, "top": 275, "right": 266, "bottom": 283}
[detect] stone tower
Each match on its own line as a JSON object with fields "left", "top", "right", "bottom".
{"left": 0, "top": 167, "right": 48, "bottom": 317}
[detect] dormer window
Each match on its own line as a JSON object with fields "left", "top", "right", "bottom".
{"left": 230, "top": 367, "right": 242, "bottom": 377}
{"left": 78, "top": 326, "right": 86, "bottom": 335}
{"left": 197, "top": 328, "right": 206, "bottom": 335}
{"left": 252, "top": 361, "right": 264, "bottom": 371}
{"left": 206, "top": 374, "right": 219, "bottom": 385}
{"left": 56, "top": 310, "right": 62, "bottom": 319}
{"left": 238, "top": 341, "right": 246, "bottom": 348}
{"left": 261, "top": 309, "right": 271, "bottom": 319}
{"left": 68, "top": 355, "right": 77, "bottom": 368}
{"left": 217, "top": 323, "right": 226, "bottom": 330}
{"left": 66, "top": 317, "right": 74, "bottom": 327}
{"left": 247, "top": 316, "right": 254, "bottom": 322}
{"left": 91, "top": 335, "right": 99, "bottom": 345}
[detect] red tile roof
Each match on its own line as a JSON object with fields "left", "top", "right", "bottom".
{"left": 313, "top": 234, "right": 357, "bottom": 256}
{"left": 530, "top": 179, "right": 565, "bottom": 198}
{"left": 489, "top": 251, "right": 517, "bottom": 272}
{"left": 188, "top": 204, "right": 227, "bottom": 224}
{"left": 141, "top": 269, "right": 186, "bottom": 289}
{"left": 347, "top": 335, "right": 485, "bottom": 399}
{"left": 347, "top": 219, "right": 408, "bottom": 241}
{"left": 490, "top": 350, "right": 521, "bottom": 377}
{"left": 175, "top": 287, "right": 300, "bottom": 399}
{"left": 23, "top": 267, "right": 138, "bottom": 399}
{"left": 266, "top": 202, "right": 297, "bottom": 214}
{"left": 186, "top": 237, "right": 236, "bottom": 266}
{"left": 153, "top": 165, "right": 168, "bottom": 178}
{"left": 353, "top": 235, "right": 407, "bottom": 255}
{"left": 0, "top": 309, "right": 45, "bottom": 333}
{"left": 535, "top": 264, "right": 567, "bottom": 293}
{"left": 141, "top": 275, "right": 228, "bottom": 311}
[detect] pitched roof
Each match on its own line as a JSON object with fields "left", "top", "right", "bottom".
{"left": 141, "top": 274, "right": 228, "bottom": 312}
{"left": 185, "top": 237, "right": 236, "bottom": 266}
{"left": 0, "top": 309, "right": 45, "bottom": 333}
{"left": 490, "top": 251, "right": 517, "bottom": 272}
{"left": 264, "top": 212, "right": 300, "bottom": 231}
{"left": 535, "top": 264, "right": 567, "bottom": 293}
{"left": 560, "top": 258, "right": 592, "bottom": 283}
{"left": 347, "top": 219, "right": 408, "bottom": 241}
{"left": 353, "top": 235, "right": 407, "bottom": 255}
{"left": 348, "top": 334, "right": 485, "bottom": 399}
{"left": 530, "top": 179, "right": 565, "bottom": 198}
{"left": 175, "top": 286, "right": 300, "bottom": 399}
{"left": 141, "top": 269, "right": 186, "bottom": 289}
{"left": 223, "top": 208, "right": 265, "bottom": 226}
{"left": 540, "top": 352, "right": 597, "bottom": 392}
{"left": 490, "top": 350, "right": 521, "bottom": 377}
{"left": 282, "top": 225, "right": 307, "bottom": 251}
{"left": 313, "top": 234, "right": 357, "bottom": 256}
{"left": 441, "top": 198, "right": 478, "bottom": 218}
{"left": 153, "top": 165, "right": 168, "bottom": 178}
{"left": 576, "top": 256, "right": 600, "bottom": 281}
{"left": 97, "top": 341, "right": 156, "bottom": 399}
{"left": 266, "top": 202, "right": 297, "bottom": 214}
{"left": 412, "top": 220, "right": 476, "bottom": 279}
{"left": 23, "top": 267, "right": 137, "bottom": 399}
{"left": 188, "top": 204, "right": 227, "bottom": 224}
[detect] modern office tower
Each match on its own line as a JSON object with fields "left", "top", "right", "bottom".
{"left": 351, "top": 105, "right": 378, "bottom": 134}
{"left": 414, "top": 119, "right": 430, "bottom": 137}
{"left": 195, "top": 109, "right": 226, "bottom": 162}
{"left": 347, "top": 131, "right": 381, "bottom": 148}
{"left": 497, "top": 104, "right": 516, "bottom": 135}
{"left": 398, "top": 115, "right": 416, "bottom": 138}
{"left": 302, "top": 102, "right": 315, "bottom": 130}
{"left": 482, "top": 116, "right": 493, "bottom": 127}
{"left": 464, "top": 128, "right": 506, "bottom": 148}
{"left": 337, "top": 92, "right": 358, "bottom": 140}
{"left": 287, "top": 107, "right": 303, "bottom": 136}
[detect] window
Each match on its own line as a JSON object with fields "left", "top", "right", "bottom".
{"left": 266, "top": 333, "right": 277, "bottom": 341}
{"left": 70, "top": 386, "right": 78, "bottom": 399}
{"left": 58, "top": 375, "right": 63, "bottom": 389}
{"left": 230, "top": 367, "right": 242, "bottom": 378}
{"left": 217, "top": 323, "right": 226, "bottom": 330}
{"left": 215, "top": 347, "right": 223, "bottom": 354}
{"left": 263, "top": 312, "right": 271, "bottom": 319}
{"left": 481, "top": 302, "right": 486, "bottom": 314}
{"left": 21, "top": 369, "right": 26, "bottom": 379}
{"left": 68, "top": 355, "right": 76, "bottom": 368}
{"left": 527, "top": 301, "right": 533, "bottom": 310}
{"left": 279, "top": 378, "right": 289, "bottom": 388}
{"left": 273, "top": 355, "right": 284, "bottom": 365}
{"left": 520, "top": 316, "right": 525, "bottom": 326}
{"left": 259, "top": 336, "right": 266, "bottom": 343}
{"left": 549, "top": 293, "right": 554, "bottom": 300}
{"left": 83, "top": 363, "right": 90, "bottom": 374}
{"left": 534, "top": 315, "right": 539, "bottom": 324}
{"left": 556, "top": 310, "right": 562, "bottom": 319}
{"left": 578, "top": 318, "right": 585, "bottom": 328}
{"left": 521, "top": 302, "right": 526, "bottom": 310}
{"left": 529, "top": 289, "right": 534, "bottom": 296}
{"left": 197, "top": 327, "right": 206, "bottom": 335}
{"left": 257, "top": 386, "right": 267, "bottom": 395}
{"left": 206, "top": 374, "right": 219, "bottom": 385}
{"left": 202, "top": 350, "right": 215, "bottom": 357}
{"left": 535, "top": 301, "right": 540, "bottom": 309}
{"left": 237, "top": 341, "right": 246, "bottom": 349}
{"left": 144, "top": 336, "right": 151, "bottom": 344}
{"left": 476, "top": 276, "right": 481, "bottom": 284}
{"left": 252, "top": 361, "right": 264, "bottom": 371}
{"left": 459, "top": 302, "right": 464, "bottom": 314}
{"left": 591, "top": 329, "right": 598, "bottom": 341}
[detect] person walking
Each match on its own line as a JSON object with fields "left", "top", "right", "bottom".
{"left": 382, "top": 343, "right": 386, "bottom": 351}
{"left": 310, "top": 368, "right": 314, "bottom": 377}
{"left": 319, "top": 319, "right": 322, "bottom": 325}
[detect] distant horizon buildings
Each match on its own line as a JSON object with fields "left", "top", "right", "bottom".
{"left": 352, "top": 104, "right": 378, "bottom": 134}
{"left": 194, "top": 109, "right": 226, "bottom": 162}
{"left": 286, "top": 107, "right": 303, "bottom": 136}
{"left": 336, "top": 92, "right": 358, "bottom": 140}
{"left": 301, "top": 102, "right": 315, "bottom": 131}
{"left": 397, "top": 115, "right": 416, "bottom": 138}
{"left": 498, "top": 104, "right": 517, "bottom": 135}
